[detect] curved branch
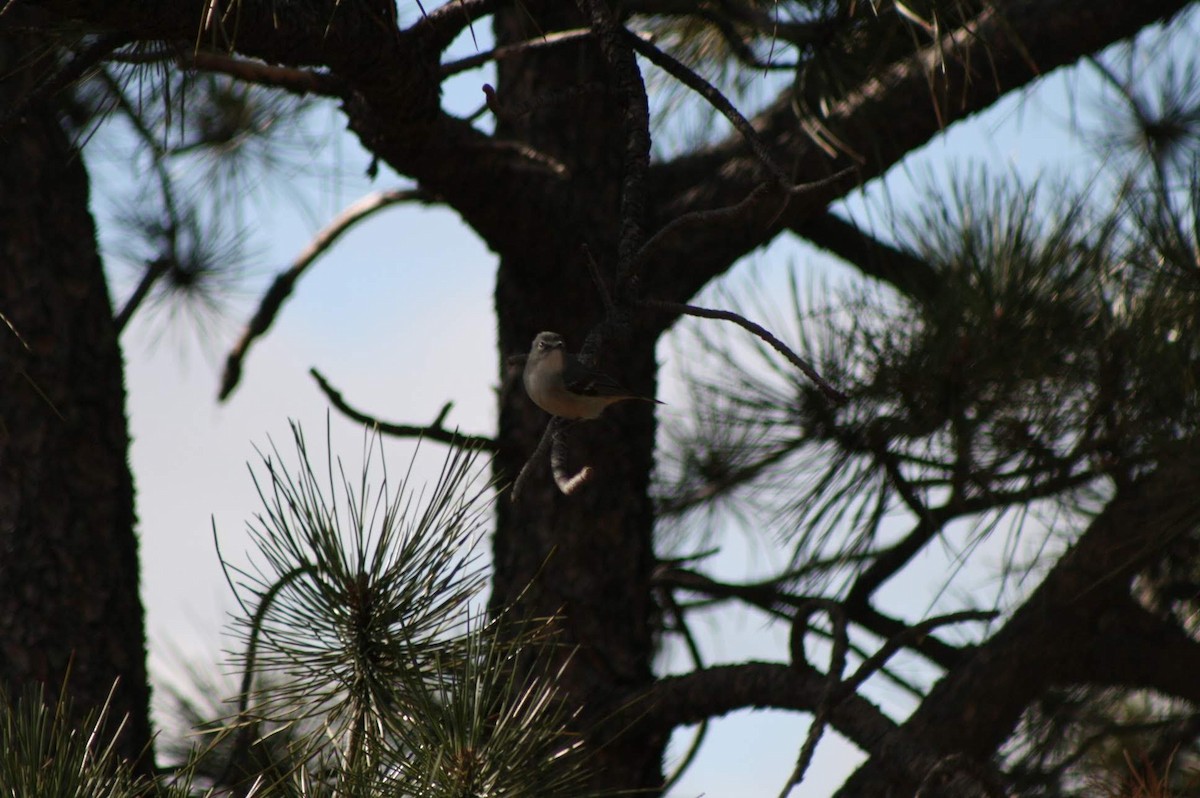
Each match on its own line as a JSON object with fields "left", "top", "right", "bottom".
{"left": 617, "top": 661, "right": 1003, "bottom": 793}
{"left": 219, "top": 189, "right": 432, "bottom": 400}
{"left": 642, "top": 298, "right": 846, "bottom": 403}
{"left": 309, "top": 369, "right": 496, "bottom": 451}
{"left": 622, "top": 29, "right": 794, "bottom": 189}
{"left": 656, "top": 566, "right": 976, "bottom": 670}
{"left": 419, "top": 0, "right": 500, "bottom": 52}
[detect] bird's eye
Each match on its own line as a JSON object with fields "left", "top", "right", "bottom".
{"left": 538, "top": 342, "right": 546, "bottom": 350}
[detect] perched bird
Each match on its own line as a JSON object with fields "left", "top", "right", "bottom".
{"left": 522, "top": 331, "right": 662, "bottom": 420}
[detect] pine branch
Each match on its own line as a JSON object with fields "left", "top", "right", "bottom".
{"left": 836, "top": 447, "right": 1200, "bottom": 796}
{"left": 642, "top": 0, "right": 1194, "bottom": 305}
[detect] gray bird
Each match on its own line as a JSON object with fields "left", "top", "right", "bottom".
{"left": 522, "top": 331, "right": 662, "bottom": 419}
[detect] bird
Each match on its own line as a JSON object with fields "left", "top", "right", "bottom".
{"left": 522, "top": 331, "right": 662, "bottom": 420}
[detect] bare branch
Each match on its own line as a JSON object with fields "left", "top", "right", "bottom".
{"left": 656, "top": 566, "right": 974, "bottom": 671}
{"left": 622, "top": 29, "right": 793, "bottom": 189}
{"left": 219, "top": 189, "right": 432, "bottom": 401}
{"left": 419, "top": 0, "right": 500, "bottom": 52}
{"left": 115, "top": 258, "right": 169, "bottom": 333}
{"left": 186, "top": 50, "right": 344, "bottom": 97}
{"left": 308, "top": 369, "right": 496, "bottom": 451}
{"left": 658, "top": 580, "right": 710, "bottom": 793}
{"left": 441, "top": 28, "right": 595, "bottom": 77}
{"left": 780, "top": 601, "right": 849, "bottom": 797}
{"left": 616, "top": 661, "right": 1002, "bottom": 793}
{"left": 642, "top": 298, "right": 847, "bottom": 403}
{"left": 842, "top": 611, "right": 997, "bottom": 697}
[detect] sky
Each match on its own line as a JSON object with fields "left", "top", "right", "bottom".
{"left": 85, "top": 7, "right": 1198, "bottom": 797}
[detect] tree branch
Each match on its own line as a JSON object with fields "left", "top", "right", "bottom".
{"left": 642, "top": 298, "right": 846, "bottom": 403}
{"left": 642, "top": 0, "right": 1194, "bottom": 306}
{"left": 309, "top": 369, "right": 496, "bottom": 451}
{"left": 219, "top": 189, "right": 431, "bottom": 400}
{"left": 791, "top": 212, "right": 941, "bottom": 303}
{"left": 617, "top": 661, "right": 1002, "bottom": 794}
{"left": 836, "top": 448, "right": 1200, "bottom": 796}
{"left": 622, "top": 29, "right": 794, "bottom": 189}
{"left": 441, "top": 28, "right": 595, "bottom": 77}
{"left": 186, "top": 50, "right": 344, "bottom": 96}
{"left": 655, "top": 566, "right": 978, "bottom": 670}
{"left": 510, "top": 416, "right": 561, "bottom": 504}
{"left": 419, "top": 0, "right": 500, "bottom": 53}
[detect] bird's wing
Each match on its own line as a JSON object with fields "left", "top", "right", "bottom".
{"left": 562, "top": 355, "right": 636, "bottom": 397}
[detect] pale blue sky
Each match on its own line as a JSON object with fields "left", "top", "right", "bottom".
{"left": 87, "top": 8, "right": 1196, "bottom": 796}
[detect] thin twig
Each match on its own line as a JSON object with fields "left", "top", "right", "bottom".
{"left": 420, "top": 0, "right": 499, "bottom": 51}
{"left": 842, "top": 610, "right": 996, "bottom": 696}
{"left": 442, "top": 28, "right": 593, "bottom": 76}
{"left": 780, "top": 601, "right": 849, "bottom": 797}
{"left": 659, "top": 586, "right": 710, "bottom": 793}
{"left": 623, "top": 30, "right": 793, "bottom": 189}
{"left": 642, "top": 298, "right": 846, "bottom": 403}
{"left": 186, "top": 51, "right": 345, "bottom": 97}
{"left": 309, "top": 369, "right": 496, "bottom": 451}
{"left": 115, "top": 257, "right": 169, "bottom": 333}
{"left": 219, "top": 189, "right": 431, "bottom": 400}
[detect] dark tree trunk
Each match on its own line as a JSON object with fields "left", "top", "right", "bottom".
{"left": 0, "top": 36, "right": 154, "bottom": 772}
{"left": 488, "top": 4, "right": 667, "bottom": 794}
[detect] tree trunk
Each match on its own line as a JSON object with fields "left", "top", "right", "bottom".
{"left": 488, "top": 4, "right": 666, "bottom": 793}
{"left": 0, "top": 36, "right": 154, "bottom": 772}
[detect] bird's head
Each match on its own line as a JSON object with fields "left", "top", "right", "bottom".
{"left": 531, "top": 331, "right": 565, "bottom": 355}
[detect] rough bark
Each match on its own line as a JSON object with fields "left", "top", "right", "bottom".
{"left": 0, "top": 35, "right": 154, "bottom": 771}
{"left": 487, "top": 4, "right": 666, "bottom": 791}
